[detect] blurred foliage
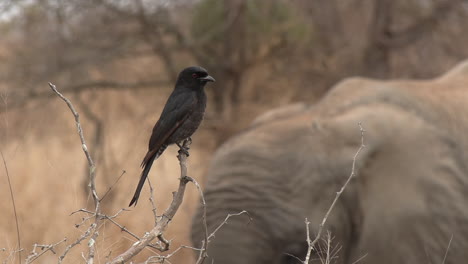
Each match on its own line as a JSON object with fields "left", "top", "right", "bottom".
{"left": 192, "top": 0, "right": 310, "bottom": 53}
{"left": 191, "top": 0, "right": 225, "bottom": 42}
{"left": 190, "top": 0, "right": 313, "bottom": 122}
{"left": 245, "top": 0, "right": 310, "bottom": 43}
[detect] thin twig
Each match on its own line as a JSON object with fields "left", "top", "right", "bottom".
{"left": 139, "top": 209, "right": 251, "bottom": 263}
{"left": 59, "top": 224, "right": 96, "bottom": 264}
{"left": 351, "top": 253, "right": 368, "bottom": 264}
{"left": 304, "top": 218, "right": 313, "bottom": 263}
{"left": 49, "top": 82, "right": 101, "bottom": 264}
{"left": 283, "top": 253, "right": 303, "bottom": 264}
{"left": 442, "top": 234, "right": 453, "bottom": 264}
{"left": 49, "top": 82, "right": 99, "bottom": 213}
{"left": 105, "top": 216, "right": 140, "bottom": 241}
{"left": 304, "top": 123, "right": 366, "bottom": 263}
{"left": 71, "top": 209, "right": 96, "bottom": 228}
{"left": 71, "top": 208, "right": 95, "bottom": 216}
{"left": 195, "top": 211, "right": 251, "bottom": 264}
{"left": 2, "top": 249, "right": 23, "bottom": 264}
{"left": 187, "top": 177, "right": 209, "bottom": 264}
{"left": 71, "top": 208, "right": 164, "bottom": 251}
{"left": 143, "top": 244, "right": 205, "bottom": 264}
{"left": 48, "top": 83, "right": 95, "bottom": 169}
{"left": 210, "top": 211, "right": 251, "bottom": 242}
{"left": 148, "top": 178, "right": 158, "bottom": 222}
{"left": 24, "top": 238, "right": 67, "bottom": 264}
{"left": 102, "top": 209, "right": 148, "bottom": 245}
{"left": 100, "top": 170, "right": 127, "bottom": 202}
{"left": 0, "top": 150, "right": 21, "bottom": 264}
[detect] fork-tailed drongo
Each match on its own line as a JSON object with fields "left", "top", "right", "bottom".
{"left": 129, "top": 66, "right": 215, "bottom": 206}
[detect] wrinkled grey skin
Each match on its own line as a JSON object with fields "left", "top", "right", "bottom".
{"left": 191, "top": 61, "right": 468, "bottom": 264}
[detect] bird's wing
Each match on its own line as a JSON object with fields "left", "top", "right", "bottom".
{"left": 141, "top": 91, "right": 196, "bottom": 167}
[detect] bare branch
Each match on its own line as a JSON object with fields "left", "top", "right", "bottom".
{"left": 25, "top": 238, "right": 67, "bottom": 264}
{"left": 107, "top": 139, "right": 194, "bottom": 264}
{"left": 49, "top": 83, "right": 95, "bottom": 170}
{"left": 49, "top": 82, "right": 101, "bottom": 264}
{"left": 102, "top": 210, "right": 143, "bottom": 242}
{"left": 304, "top": 218, "right": 313, "bottom": 263}
{"left": 141, "top": 245, "right": 203, "bottom": 264}
{"left": 189, "top": 177, "right": 209, "bottom": 264}
{"left": 315, "top": 231, "right": 341, "bottom": 264}
{"left": 209, "top": 211, "right": 251, "bottom": 243}
{"left": 2, "top": 248, "right": 24, "bottom": 264}
{"left": 70, "top": 209, "right": 96, "bottom": 228}
{"left": 58, "top": 224, "right": 96, "bottom": 264}
{"left": 70, "top": 208, "right": 164, "bottom": 252}
{"left": 304, "top": 122, "right": 366, "bottom": 263}
{"left": 156, "top": 234, "right": 170, "bottom": 252}
{"left": 194, "top": 210, "right": 251, "bottom": 264}
{"left": 148, "top": 178, "right": 158, "bottom": 222}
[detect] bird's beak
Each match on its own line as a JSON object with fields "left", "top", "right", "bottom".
{"left": 200, "top": 75, "right": 215, "bottom": 82}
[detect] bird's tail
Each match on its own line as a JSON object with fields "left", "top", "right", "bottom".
{"left": 129, "top": 154, "right": 157, "bottom": 207}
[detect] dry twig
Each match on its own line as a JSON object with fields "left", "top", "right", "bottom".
{"left": 148, "top": 178, "right": 158, "bottom": 222}
{"left": 25, "top": 238, "right": 67, "bottom": 264}
{"left": 49, "top": 82, "right": 101, "bottom": 264}
{"left": 142, "top": 245, "right": 201, "bottom": 263}
{"left": 100, "top": 170, "right": 127, "bottom": 202}
{"left": 107, "top": 139, "right": 193, "bottom": 264}
{"left": 2, "top": 249, "right": 23, "bottom": 264}
{"left": 304, "top": 122, "right": 366, "bottom": 263}
{"left": 144, "top": 210, "right": 251, "bottom": 264}
{"left": 190, "top": 177, "right": 209, "bottom": 264}
{"left": 195, "top": 210, "right": 251, "bottom": 264}
{"left": 58, "top": 223, "right": 96, "bottom": 264}
{"left": 442, "top": 234, "right": 453, "bottom": 264}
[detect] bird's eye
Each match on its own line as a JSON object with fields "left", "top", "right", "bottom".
{"left": 192, "top": 73, "right": 198, "bottom": 78}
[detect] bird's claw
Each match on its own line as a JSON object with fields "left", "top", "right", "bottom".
{"left": 178, "top": 148, "right": 190, "bottom": 156}
{"left": 177, "top": 142, "right": 190, "bottom": 156}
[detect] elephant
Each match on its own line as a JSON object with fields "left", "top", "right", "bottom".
{"left": 191, "top": 60, "right": 468, "bottom": 264}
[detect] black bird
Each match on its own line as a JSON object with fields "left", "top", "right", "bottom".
{"left": 129, "top": 66, "right": 215, "bottom": 206}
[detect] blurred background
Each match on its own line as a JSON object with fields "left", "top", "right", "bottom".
{"left": 0, "top": 0, "right": 468, "bottom": 263}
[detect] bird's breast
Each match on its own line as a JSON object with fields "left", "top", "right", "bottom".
{"left": 168, "top": 91, "right": 207, "bottom": 143}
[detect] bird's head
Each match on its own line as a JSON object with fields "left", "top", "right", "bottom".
{"left": 176, "top": 66, "right": 215, "bottom": 89}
